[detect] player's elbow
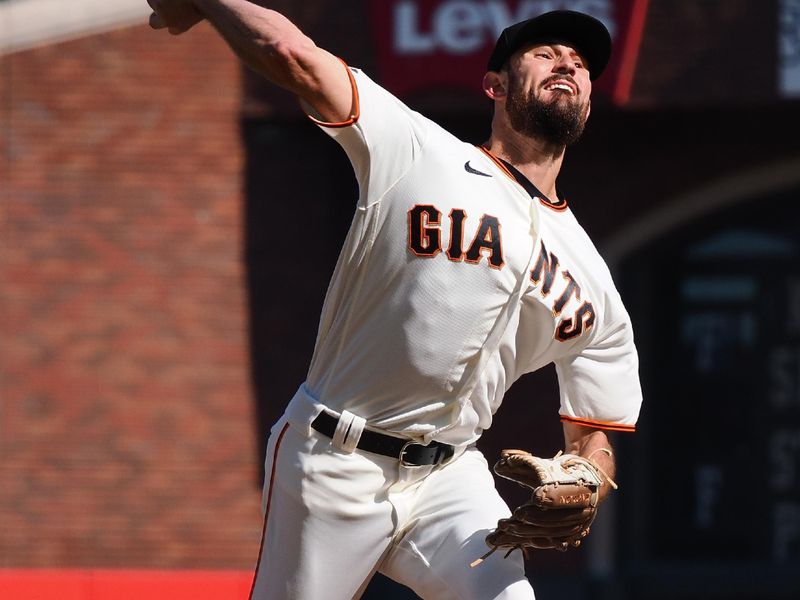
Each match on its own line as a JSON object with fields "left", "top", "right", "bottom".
{"left": 267, "top": 35, "right": 316, "bottom": 67}
{"left": 260, "top": 36, "right": 324, "bottom": 95}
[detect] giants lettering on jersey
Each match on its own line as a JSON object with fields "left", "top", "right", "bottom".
{"left": 408, "top": 204, "right": 504, "bottom": 269}
{"left": 406, "top": 205, "right": 594, "bottom": 342}
{"left": 530, "top": 240, "right": 596, "bottom": 342}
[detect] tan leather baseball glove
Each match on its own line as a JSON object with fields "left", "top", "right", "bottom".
{"left": 472, "top": 449, "right": 608, "bottom": 566}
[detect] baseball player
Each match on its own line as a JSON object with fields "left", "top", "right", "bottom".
{"left": 148, "top": 1, "right": 643, "bottom": 598}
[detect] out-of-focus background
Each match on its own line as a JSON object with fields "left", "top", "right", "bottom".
{"left": 1, "top": 0, "right": 799, "bottom": 598}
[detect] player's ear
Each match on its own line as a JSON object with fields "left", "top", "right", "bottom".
{"left": 482, "top": 71, "right": 507, "bottom": 101}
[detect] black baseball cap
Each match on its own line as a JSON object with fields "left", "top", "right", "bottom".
{"left": 487, "top": 10, "right": 612, "bottom": 81}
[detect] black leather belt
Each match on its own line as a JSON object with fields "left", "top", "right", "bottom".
{"left": 311, "top": 411, "right": 455, "bottom": 467}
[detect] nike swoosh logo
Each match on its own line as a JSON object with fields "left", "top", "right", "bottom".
{"left": 464, "top": 161, "right": 492, "bottom": 177}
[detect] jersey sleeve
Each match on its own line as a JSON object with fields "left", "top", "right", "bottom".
{"left": 302, "top": 62, "right": 429, "bottom": 208}
{"left": 554, "top": 315, "right": 643, "bottom": 432}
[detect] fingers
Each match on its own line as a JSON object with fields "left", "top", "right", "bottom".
{"left": 150, "top": 12, "right": 186, "bottom": 35}
{"left": 149, "top": 12, "right": 167, "bottom": 30}
{"left": 147, "top": 1, "right": 205, "bottom": 35}
{"left": 149, "top": 11, "right": 199, "bottom": 35}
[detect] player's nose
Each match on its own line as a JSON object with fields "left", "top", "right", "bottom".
{"left": 552, "top": 51, "right": 576, "bottom": 76}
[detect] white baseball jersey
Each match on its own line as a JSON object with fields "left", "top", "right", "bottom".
{"left": 298, "top": 66, "right": 642, "bottom": 446}
{"left": 252, "top": 63, "right": 642, "bottom": 600}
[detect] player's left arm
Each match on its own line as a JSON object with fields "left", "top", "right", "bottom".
{"left": 563, "top": 421, "right": 616, "bottom": 502}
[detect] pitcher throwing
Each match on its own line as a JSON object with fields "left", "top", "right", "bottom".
{"left": 148, "top": 2, "right": 643, "bottom": 598}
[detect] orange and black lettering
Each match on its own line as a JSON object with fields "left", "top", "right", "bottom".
{"left": 447, "top": 208, "right": 467, "bottom": 261}
{"left": 465, "top": 214, "right": 504, "bottom": 269}
{"left": 553, "top": 270, "right": 581, "bottom": 315}
{"left": 530, "top": 241, "right": 559, "bottom": 296}
{"left": 556, "top": 301, "right": 596, "bottom": 341}
{"left": 408, "top": 205, "right": 442, "bottom": 257}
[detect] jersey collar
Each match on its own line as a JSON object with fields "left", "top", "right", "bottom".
{"left": 477, "top": 146, "right": 569, "bottom": 212}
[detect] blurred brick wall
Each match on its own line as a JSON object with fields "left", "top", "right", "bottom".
{"left": 0, "top": 23, "right": 262, "bottom": 568}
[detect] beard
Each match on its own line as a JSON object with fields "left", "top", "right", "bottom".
{"left": 505, "top": 77, "right": 589, "bottom": 147}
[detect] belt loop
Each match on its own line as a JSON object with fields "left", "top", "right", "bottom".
{"left": 331, "top": 410, "right": 366, "bottom": 453}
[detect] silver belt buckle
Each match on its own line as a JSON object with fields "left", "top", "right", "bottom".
{"left": 399, "top": 440, "right": 426, "bottom": 468}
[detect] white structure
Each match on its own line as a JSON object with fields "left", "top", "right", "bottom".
{"left": 0, "top": 0, "right": 150, "bottom": 55}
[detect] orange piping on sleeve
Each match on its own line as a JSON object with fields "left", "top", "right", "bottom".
{"left": 303, "top": 58, "right": 360, "bottom": 128}
{"left": 560, "top": 414, "right": 636, "bottom": 432}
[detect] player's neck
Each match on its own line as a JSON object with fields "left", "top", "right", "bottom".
{"left": 484, "top": 128, "right": 565, "bottom": 202}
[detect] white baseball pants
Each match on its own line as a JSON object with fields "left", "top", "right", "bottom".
{"left": 248, "top": 396, "right": 536, "bottom": 600}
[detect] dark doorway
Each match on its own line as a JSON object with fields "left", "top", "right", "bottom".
{"left": 617, "top": 183, "right": 800, "bottom": 599}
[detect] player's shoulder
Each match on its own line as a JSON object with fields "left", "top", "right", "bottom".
{"left": 348, "top": 67, "right": 422, "bottom": 117}
{"left": 348, "top": 66, "right": 466, "bottom": 143}
{"left": 539, "top": 207, "right": 611, "bottom": 277}
{"left": 539, "top": 209, "right": 629, "bottom": 321}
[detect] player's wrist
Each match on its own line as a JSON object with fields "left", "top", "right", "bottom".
{"left": 576, "top": 451, "right": 614, "bottom": 503}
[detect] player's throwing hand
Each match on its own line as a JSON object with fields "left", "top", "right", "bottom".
{"left": 147, "top": 0, "right": 204, "bottom": 35}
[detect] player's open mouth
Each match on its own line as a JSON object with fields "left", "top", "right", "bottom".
{"left": 543, "top": 81, "right": 576, "bottom": 95}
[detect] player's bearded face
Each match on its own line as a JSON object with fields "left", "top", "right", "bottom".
{"left": 505, "top": 72, "right": 589, "bottom": 147}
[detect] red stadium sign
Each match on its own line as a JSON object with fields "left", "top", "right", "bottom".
{"left": 367, "top": 0, "right": 649, "bottom": 104}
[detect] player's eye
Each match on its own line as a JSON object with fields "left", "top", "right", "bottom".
{"left": 535, "top": 52, "right": 553, "bottom": 59}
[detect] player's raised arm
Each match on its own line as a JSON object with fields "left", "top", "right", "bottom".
{"left": 147, "top": 0, "right": 354, "bottom": 124}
